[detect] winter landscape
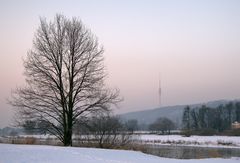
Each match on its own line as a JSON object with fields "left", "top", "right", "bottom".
{"left": 1, "top": 0, "right": 240, "bottom": 162}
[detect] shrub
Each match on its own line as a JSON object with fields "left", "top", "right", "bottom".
{"left": 197, "top": 129, "right": 217, "bottom": 136}
{"left": 182, "top": 130, "right": 192, "bottom": 137}
{"left": 217, "top": 140, "right": 233, "bottom": 146}
{"left": 221, "top": 129, "right": 240, "bottom": 136}
{"left": 24, "top": 137, "right": 36, "bottom": 144}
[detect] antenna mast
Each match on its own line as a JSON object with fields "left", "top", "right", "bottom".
{"left": 158, "top": 73, "right": 161, "bottom": 107}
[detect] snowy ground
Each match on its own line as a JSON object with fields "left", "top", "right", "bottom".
{"left": 136, "top": 135, "right": 240, "bottom": 148}
{"left": 2, "top": 134, "right": 240, "bottom": 148}
{"left": 0, "top": 144, "right": 239, "bottom": 163}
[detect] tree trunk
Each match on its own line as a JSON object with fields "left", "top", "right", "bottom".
{"left": 63, "top": 113, "right": 73, "bottom": 146}
{"left": 64, "top": 125, "right": 72, "bottom": 146}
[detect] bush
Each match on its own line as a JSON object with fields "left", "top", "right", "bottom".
{"left": 10, "top": 137, "right": 36, "bottom": 144}
{"left": 181, "top": 130, "right": 192, "bottom": 137}
{"left": 217, "top": 140, "right": 233, "bottom": 146}
{"left": 182, "top": 129, "right": 218, "bottom": 136}
{"left": 197, "top": 129, "right": 218, "bottom": 136}
{"left": 221, "top": 129, "right": 240, "bottom": 136}
{"left": 24, "top": 137, "right": 36, "bottom": 144}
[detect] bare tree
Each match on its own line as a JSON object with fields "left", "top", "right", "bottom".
{"left": 10, "top": 14, "right": 121, "bottom": 146}
{"left": 124, "top": 119, "right": 138, "bottom": 133}
{"left": 85, "top": 113, "right": 131, "bottom": 148}
{"left": 149, "top": 117, "right": 175, "bottom": 134}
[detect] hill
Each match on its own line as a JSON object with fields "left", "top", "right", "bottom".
{"left": 119, "top": 100, "right": 233, "bottom": 128}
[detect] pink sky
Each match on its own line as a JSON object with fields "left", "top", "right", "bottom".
{"left": 1, "top": 0, "right": 240, "bottom": 127}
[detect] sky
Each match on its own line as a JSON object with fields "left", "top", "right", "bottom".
{"left": 1, "top": 0, "right": 240, "bottom": 127}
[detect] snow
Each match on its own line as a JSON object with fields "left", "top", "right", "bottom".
{"left": 0, "top": 144, "right": 239, "bottom": 163}
{"left": 137, "top": 135, "right": 240, "bottom": 148}
{"left": 18, "top": 134, "right": 56, "bottom": 139}
{"left": 4, "top": 134, "right": 240, "bottom": 148}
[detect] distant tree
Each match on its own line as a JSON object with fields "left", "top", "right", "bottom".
{"left": 10, "top": 14, "right": 121, "bottom": 146}
{"left": 198, "top": 105, "right": 208, "bottom": 129}
{"left": 226, "top": 102, "right": 234, "bottom": 127}
{"left": 124, "top": 119, "right": 138, "bottom": 133}
{"left": 138, "top": 123, "right": 148, "bottom": 131}
{"left": 37, "top": 120, "right": 51, "bottom": 135}
{"left": 22, "top": 119, "right": 50, "bottom": 135}
{"left": 190, "top": 109, "right": 199, "bottom": 130}
{"left": 182, "top": 106, "right": 191, "bottom": 130}
{"left": 72, "top": 117, "right": 89, "bottom": 135}
{"left": 23, "top": 120, "right": 37, "bottom": 134}
{"left": 215, "top": 105, "right": 229, "bottom": 131}
{"left": 235, "top": 102, "right": 240, "bottom": 122}
{"left": 204, "top": 106, "right": 211, "bottom": 129}
{"left": 149, "top": 117, "right": 175, "bottom": 134}
{"left": 9, "top": 130, "right": 18, "bottom": 137}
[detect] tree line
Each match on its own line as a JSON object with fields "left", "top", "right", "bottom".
{"left": 182, "top": 102, "right": 240, "bottom": 135}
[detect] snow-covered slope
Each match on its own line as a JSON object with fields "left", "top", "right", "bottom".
{"left": 0, "top": 144, "right": 239, "bottom": 163}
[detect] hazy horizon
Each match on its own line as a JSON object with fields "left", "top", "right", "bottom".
{"left": 1, "top": 0, "right": 240, "bottom": 127}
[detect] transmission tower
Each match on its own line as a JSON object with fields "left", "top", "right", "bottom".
{"left": 158, "top": 74, "right": 161, "bottom": 107}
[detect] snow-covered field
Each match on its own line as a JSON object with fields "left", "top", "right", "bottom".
{"left": 2, "top": 134, "right": 240, "bottom": 148}
{"left": 137, "top": 135, "right": 240, "bottom": 148}
{"left": 0, "top": 143, "right": 239, "bottom": 163}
